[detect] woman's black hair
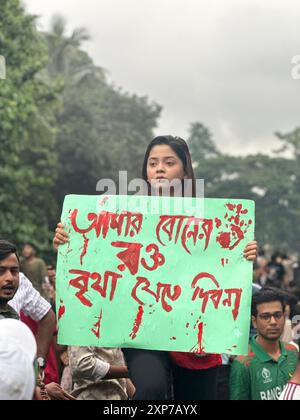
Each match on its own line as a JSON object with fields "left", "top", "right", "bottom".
{"left": 142, "top": 135, "right": 196, "bottom": 197}
{"left": 0, "top": 240, "right": 20, "bottom": 263}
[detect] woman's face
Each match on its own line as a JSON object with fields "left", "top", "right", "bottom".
{"left": 146, "top": 145, "right": 186, "bottom": 189}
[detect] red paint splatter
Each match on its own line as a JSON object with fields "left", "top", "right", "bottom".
{"left": 91, "top": 310, "right": 103, "bottom": 339}
{"left": 215, "top": 218, "right": 222, "bottom": 228}
{"left": 99, "top": 196, "right": 109, "bottom": 206}
{"left": 80, "top": 234, "right": 89, "bottom": 265}
{"left": 222, "top": 258, "right": 229, "bottom": 266}
{"left": 197, "top": 322, "right": 205, "bottom": 354}
{"left": 226, "top": 204, "right": 236, "bottom": 211}
{"left": 217, "top": 203, "right": 252, "bottom": 251}
{"left": 217, "top": 226, "right": 245, "bottom": 251}
{"left": 130, "top": 306, "right": 144, "bottom": 340}
{"left": 193, "top": 316, "right": 202, "bottom": 330}
{"left": 217, "top": 232, "right": 231, "bottom": 249}
{"left": 58, "top": 300, "right": 66, "bottom": 321}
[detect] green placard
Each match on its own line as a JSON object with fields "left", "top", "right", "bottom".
{"left": 57, "top": 195, "right": 255, "bottom": 356}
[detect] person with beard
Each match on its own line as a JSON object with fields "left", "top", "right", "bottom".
{"left": 0, "top": 240, "right": 75, "bottom": 400}
{"left": 0, "top": 241, "right": 20, "bottom": 320}
{"left": 230, "top": 288, "right": 298, "bottom": 400}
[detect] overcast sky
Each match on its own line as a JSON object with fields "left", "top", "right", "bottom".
{"left": 24, "top": 0, "right": 300, "bottom": 155}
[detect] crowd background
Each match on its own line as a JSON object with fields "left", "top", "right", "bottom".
{"left": 255, "top": 251, "right": 300, "bottom": 314}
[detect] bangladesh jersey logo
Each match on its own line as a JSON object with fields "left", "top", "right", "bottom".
{"left": 262, "top": 368, "right": 272, "bottom": 384}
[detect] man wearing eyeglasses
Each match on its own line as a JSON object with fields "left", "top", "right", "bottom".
{"left": 230, "top": 288, "right": 298, "bottom": 400}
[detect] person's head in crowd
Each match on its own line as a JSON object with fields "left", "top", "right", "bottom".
{"left": 270, "top": 252, "right": 283, "bottom": 265}
{"left": 47, "top": 265, "right": 56, "bottom": 288}
{"left": 251, "top": 288, "right": 286, "bottom": 342}
{"left": 0, "top": 319, "right": 37, "bottom": 400}
{"left": 0, "top": 240, "right": 20, "bottom": 304}
{"left": 281, "top": 290, "right": 298, "bottom": 320}
{"left": 22, "top": 243, "right": 36, "bottom": 260}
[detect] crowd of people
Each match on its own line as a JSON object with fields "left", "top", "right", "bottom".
{"left": 1, "top": 135, "right": 300, "bottom": 401}
{"left": 1, "top": 239, "right": 300, "bottom": 401}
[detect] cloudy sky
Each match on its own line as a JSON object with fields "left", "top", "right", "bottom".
{"left": 24, "top": 0, "right": 300, "bottom": 155}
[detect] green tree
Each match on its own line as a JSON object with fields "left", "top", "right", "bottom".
{"left": 0, "top": 0, "right": 58, "bottom": 251}
{"left": 188, "top": 122, "right": 220, "bottom": 161}
{"left": 188, "top": 122, "right": 300, "bottom": 253}
{"left": 45, "top": 17, "right": 161, "bottom": 206}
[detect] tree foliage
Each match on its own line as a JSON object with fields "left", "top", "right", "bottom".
{"left": 0, "top": 0, "right": 58, "bottom": 250}
{"left": 45, "top": 15, "right": 161, "bottom": 206}
{"left": 188, "top": 123, "right": 300, "bottom": 253}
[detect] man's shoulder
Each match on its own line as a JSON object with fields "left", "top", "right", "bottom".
{"left": 0, "top": 304, "right": 19, "bottom": 320}
{"left": 283, "top": 342, "right": 299, "bottom": 357}
{"left": 19, "top": 272, "right": 30, "bottom": 288}
{"left": 234, "top": 348, "right": 257, "bottom": 368}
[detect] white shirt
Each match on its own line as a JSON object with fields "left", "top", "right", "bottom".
{"left": 9, "top": 273, "right": 51, "bottom": 322}
{"left": 279, "top": 382, "right": 300, "bottom": 400}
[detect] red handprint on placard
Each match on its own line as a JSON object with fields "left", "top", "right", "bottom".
{"left": 215, "top": 203, "right": 252, "bottom": 251}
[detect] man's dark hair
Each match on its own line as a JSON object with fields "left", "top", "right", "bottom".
{"left": 251, "top": 287, "right": 286, "bottom": 317}
{"left": 0, "top": 240, "right": 20, "bottom": 263}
